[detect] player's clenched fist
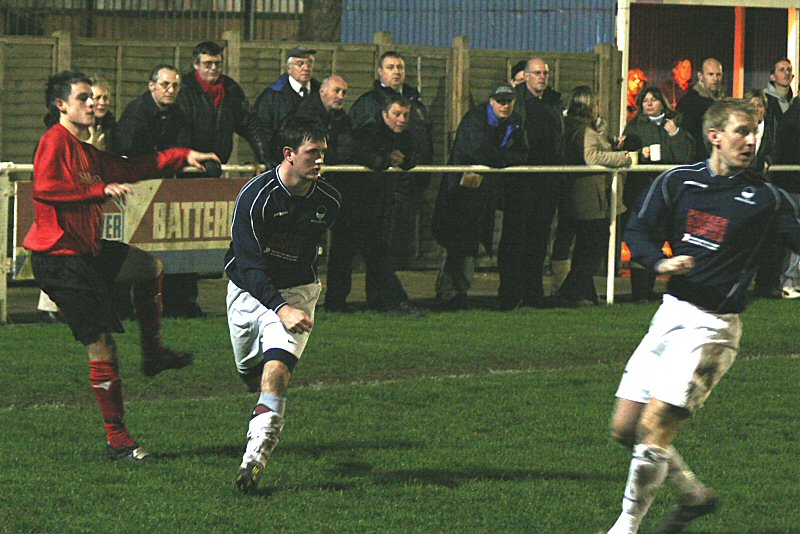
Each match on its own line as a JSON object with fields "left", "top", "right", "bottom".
{"left": 655, "top": 255, "right": 695, "bottom": 275}
{"left": 277, "top": 305, "right": 313, "bottom": 334}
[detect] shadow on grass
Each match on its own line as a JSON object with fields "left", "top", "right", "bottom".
{"left": 152, "top": 439, "right": 420, "bottom": 461}
{"left": 238, "top": 465, "right": 617, "bottom": 498}
{"left": 284, "top": 439, "right": 419, "bottom": 458}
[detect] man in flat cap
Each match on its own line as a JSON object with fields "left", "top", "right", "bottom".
{"left": 432, "top": 83, "right": 527, "bottom": 309}
{"left": 256, "top": 45, "right": 322, "bottom": 163}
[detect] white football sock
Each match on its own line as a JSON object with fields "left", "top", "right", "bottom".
{"left": 608, "top": 444, "right": 671, "bottom": 534}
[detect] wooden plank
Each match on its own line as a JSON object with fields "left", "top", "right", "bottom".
{"left": 53, "top": 31, "right": 72, "bottom": 71}
{"left": 0, "top": 43, "right": 5, "bottom": 160}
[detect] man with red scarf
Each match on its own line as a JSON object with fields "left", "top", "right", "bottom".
{"left": 178, "top": 40, "right": 268, "bottom": 166}
{"left": 172, "top": 41, "right": 270, "bottom": 318}
{"left": 26, "top": 71, "right": 219, "bottom": 461}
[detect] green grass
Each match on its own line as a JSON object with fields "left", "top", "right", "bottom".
{"left": 0, "top": 300, "right": 797, "bottom": 533}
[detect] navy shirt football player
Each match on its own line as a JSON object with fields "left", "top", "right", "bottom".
{"left": 625, "top": 160, "right": 800, "bottom": 313}
{"left": 225, "top": 167, "right": 341, "bottom": 312}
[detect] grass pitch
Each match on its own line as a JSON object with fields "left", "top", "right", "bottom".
{"left": 0, "top": 299, "right": 797, "bottom": 533}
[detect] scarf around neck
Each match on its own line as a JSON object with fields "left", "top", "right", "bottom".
{"left": 486, "top": 102, "right": 520, "bottom": 148}
{"left": 194, "top": 70, "right": 225, "bottom": 107}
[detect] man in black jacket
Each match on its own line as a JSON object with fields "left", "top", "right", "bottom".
{"left": 116, "top": 64, "right": 200, "bottom": 317}
{"left": 772, "top": 96, "right": 800, "bottom": 299}
{"left": 115, "top": 64, "right": 189, "bottom": 157}
{"left": 677, "top": 58, "right": 724, "bottom": 162}
{"left": 432, "top": 83, "right": 526, "bottom": 309}
{"left": 177, "top": 40, "right": 268, "bottom": 165}
{"left": 294, "top": 75, "right": 354, "bottom": 167}
{"left": 498, "top": 57, "right": 563, "bottom": 310}
{"left": 323, "top": 94, "right": 424, "bottom": 316}
{"left": 256, "top": 45, "right": 322, "bottom": 163}
{"left": 349, "top": 51, "right": 434, "bottom": 268}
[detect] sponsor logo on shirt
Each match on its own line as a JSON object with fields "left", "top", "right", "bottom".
{"left": 682, "top": 209, "right": 728, "bottom": 251}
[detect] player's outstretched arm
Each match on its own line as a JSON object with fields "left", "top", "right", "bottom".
{"left": 655, "top": 255, "right": 695, "bottom": 275}
{"left": 276, "top": 305, "right": 313, "bottom": 334}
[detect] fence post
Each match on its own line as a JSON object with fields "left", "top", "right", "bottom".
{"left": 223, "top": 30, "right": 242, "bottom": 165}
{"left": 0, "top": 43, "right": 5, "bottom": 159}
{"left": 373, "top": 31, "right": 393, "bottom": 70}
{"left": 451, "top": 36, "right": 470, "bottom": 139}
{"left": 0, "top": 164, "right": 10, "bottom": 324}
{"left": 606, "top": 171, "right": 620, "bottom": 305}
{"left": 52, "top": 30, "right": 72, "bottom": 71}
{"left": 595, "top": 43, "right": 621, "bottom": 137}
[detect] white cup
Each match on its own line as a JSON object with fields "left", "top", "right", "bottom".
{"left": 629, "top": 151, "right": 639, "bottom": 166}
{"left": 649, "top": 143, "right": 662, "bottom": 162}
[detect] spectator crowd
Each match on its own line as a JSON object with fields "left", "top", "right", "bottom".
{"left": 36, "top": 41, "right": 800, "bottom": 317}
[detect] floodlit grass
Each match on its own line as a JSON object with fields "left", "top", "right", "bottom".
{"left": 0, "top": 300, "right": 797, "bottom": 532}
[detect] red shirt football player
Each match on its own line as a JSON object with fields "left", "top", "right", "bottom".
{"left": 24, "top": 71, "right": 219, "bottom": 461}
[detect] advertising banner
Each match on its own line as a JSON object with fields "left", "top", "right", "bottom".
{"left": 14, "top": 177, "right": 247, "bottom": 278}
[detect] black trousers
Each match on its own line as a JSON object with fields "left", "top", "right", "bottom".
{"left": 162, "top": 273, "right": 200, "bottom": 314}
{"left": 497, "top": 177, "right": 559, "bottom": 306}
{"left": 557, "top": 218, "right": 608, "bottom": 303}
{"left": 324, "top": 214, "right": 409, "bottom": 310}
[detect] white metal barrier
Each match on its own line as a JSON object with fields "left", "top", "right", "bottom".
{"left": 3, "top": 161, "right": 799, "bottom": 323}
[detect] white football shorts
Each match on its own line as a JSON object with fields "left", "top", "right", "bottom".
{"left": 615, "top": 294, "right": 742, "bottom": 413}
{"left": 226, "top": 280, "right": 321, "bottom": 373}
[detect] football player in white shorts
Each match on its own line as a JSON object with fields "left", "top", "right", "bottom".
{"left": 604, "top": 98, "right": 800, "bottom": 533}
{"left": 223, "top": 116, "right": 340, "bottom": 494}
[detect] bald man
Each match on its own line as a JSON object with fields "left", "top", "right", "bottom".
{"left": 295, "top": 75, "right": 354, "bottom": 167}
{"left": 498, "top": 57, "right": 564, "bottom": 310}
{"left": 677, "top": 58, "right": 725, "bottom": 161}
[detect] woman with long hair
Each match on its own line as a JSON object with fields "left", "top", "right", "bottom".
{"left": 555, "top": 86, "right": 631, "bottom": 305}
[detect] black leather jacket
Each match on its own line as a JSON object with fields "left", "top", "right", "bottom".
{"left": 177, "top": 71, "right": 268, "bottom": 164}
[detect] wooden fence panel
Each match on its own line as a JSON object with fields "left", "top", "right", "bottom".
{"left": 1, "top": 33, "right": 621, "bottom": 269}
{"left": 0, "top": 37, "right": 56, "bottom": 164}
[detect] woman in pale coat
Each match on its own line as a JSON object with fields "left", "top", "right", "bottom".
{"left": 556, "top": 86, "right": 631, "bottom": 304}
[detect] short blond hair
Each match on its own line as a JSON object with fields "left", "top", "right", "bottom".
{"left": 702, "top": 98, "right": 755, "bottom": 152}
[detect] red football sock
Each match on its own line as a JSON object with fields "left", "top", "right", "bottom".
{"left": 133, "top": 273, "right": 164, "bottom": 359}
{"left": 89, "top": 359, "right": 135, "bottom": 448}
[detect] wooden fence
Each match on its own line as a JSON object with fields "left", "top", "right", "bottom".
{"left": 0, "top": 31, "right": 622, "bottom": 266}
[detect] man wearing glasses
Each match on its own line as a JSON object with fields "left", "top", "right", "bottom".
{"left": 498, "top": 57, "right": 564, "bottom": 310}
{"left": 256, "top": 45, "right": 321, "bottom": 163}
{"left": 116, "top": 64, "right": 204, "bottom": 317}
{"left": 115, "top": 64, "right": 189, "bottom": 157}
{"left": 178, "top": 40, "right": 268, "bottom": 167}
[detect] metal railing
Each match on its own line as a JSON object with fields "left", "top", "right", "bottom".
{"left": 3, "top": 161, "right": 799, "bottom": 323}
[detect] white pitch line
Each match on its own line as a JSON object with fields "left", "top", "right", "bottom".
{"left": 1, "top": 353, "right": 797, "bottom": 413}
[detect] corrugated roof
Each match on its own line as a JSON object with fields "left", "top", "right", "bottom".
{"left": 341, "top": 0, "right": 617, "bottom": 52}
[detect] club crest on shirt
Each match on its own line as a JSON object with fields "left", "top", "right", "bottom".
{"left": 735, "top": 186, "right": 757, "bottom": 205}
{"left": 310, "top": 206, "right": 327, "bottom": 223}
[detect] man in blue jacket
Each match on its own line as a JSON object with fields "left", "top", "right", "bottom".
{"left": 432, "top": 83, "right": 526, "bottom": 309}
{"left": 604, "top": 99, "right": 800, "bottom": 534}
